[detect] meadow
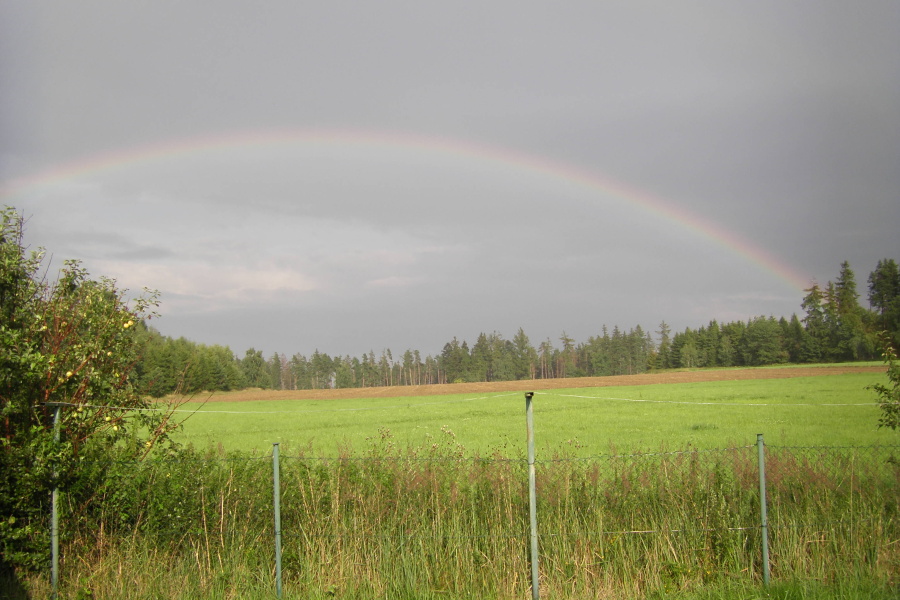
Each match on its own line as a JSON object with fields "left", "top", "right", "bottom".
{"left": 17, "top": 366, "right": 899, "bottom": 599}
{"left": 173, "top": 369, "right": 896, "bottom": 455}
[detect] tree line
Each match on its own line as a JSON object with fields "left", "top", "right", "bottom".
{"left": 134, "top": 259, "right": 900, "bottom": 396}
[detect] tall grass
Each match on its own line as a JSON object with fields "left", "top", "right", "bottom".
{"left": 17, "top": 435, "right": 900, "bottom": 599}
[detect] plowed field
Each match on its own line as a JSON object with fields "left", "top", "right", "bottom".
{"left": 202, "top": 365, "right": 884, "bottom": 403}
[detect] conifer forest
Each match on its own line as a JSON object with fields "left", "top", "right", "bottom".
{"left": 135, "top": 259, "right": 900, "bottom": 396}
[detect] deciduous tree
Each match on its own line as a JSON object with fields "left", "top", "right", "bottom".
{"left": 870, "top": 335, "right": 900, "bottom": 430}
{"left": 0, "top": 208, "right": 183, "bottom": 571}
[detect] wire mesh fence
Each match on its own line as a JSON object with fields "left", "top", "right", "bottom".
{"left": 761, "top": 444, "right": 899, "bottom": 582}
{"left": 52, "top": 438, "right": 900, "bottom": 597}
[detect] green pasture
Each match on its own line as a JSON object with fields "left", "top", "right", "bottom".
{"left": 172, "top": 371, "right": 897, "bottom": 456}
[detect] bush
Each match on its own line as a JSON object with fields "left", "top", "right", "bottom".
{"left": 0, "top": 207, "right": 183, "bottom": 573}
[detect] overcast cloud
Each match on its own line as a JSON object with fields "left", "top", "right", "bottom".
{"left": 1, "top": 2, "right": 898, "bottom": 358}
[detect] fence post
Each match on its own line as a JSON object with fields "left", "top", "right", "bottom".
{"left": 757, "top": 433, "right": 770, "bottom": 587}
{"left": 49, "top": 402, "right": 62, "bottom": 599}
{"left": 525, "top": 392, "right": 539, "bottom": 600}
{"left": 273, "top": 443, "right": 283, "bottom": 598}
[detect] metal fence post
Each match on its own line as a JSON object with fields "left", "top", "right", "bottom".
{"left": 50, "top": 403, "right": 62, "bottom": 599}
{"left": 525, "top": 392, "right": 539, "bottom": 600}
{"left": 273, "top": 443, "right": 283, "bottom": 598}
{"left": 757, "top": 433, "right": 770, "bottom": 587}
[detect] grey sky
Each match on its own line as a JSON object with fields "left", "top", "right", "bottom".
{"left": 2, "top": 2, "right": 898, "bottom": 358}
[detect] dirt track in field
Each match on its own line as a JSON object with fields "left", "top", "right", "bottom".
{"left": 197, "top": 365, "right": 885, "bottom": 403}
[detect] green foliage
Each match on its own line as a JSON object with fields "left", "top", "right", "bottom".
{"left": 0, "top": 207, "right": 184, "bottom": 572}
{"left": 801, "top": 263, "right": 879, "bottom": 362}
{"left": 240, "top": 348, "right": 272, "bottom": 389}
{"left": 870, "top": 335, "right": 900, "bottom": 431}
{"left": 868, "top": 258, "right": 900, "bottom": 346}
{"left": 135, "top": 333, "right": 246, "bottom": 397}
{"left": 741, "top": 316, "right": 788, "bottom": 366}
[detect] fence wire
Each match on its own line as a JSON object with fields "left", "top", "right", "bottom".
{"left": 54, "top": 442, "right": 900, "bottom": 593}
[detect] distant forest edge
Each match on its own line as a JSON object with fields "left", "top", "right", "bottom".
{"left": 135, "top": 259, "right": 900, "bottom": 397}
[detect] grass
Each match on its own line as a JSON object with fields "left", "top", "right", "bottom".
{"left": 18, "top": 438, "right": 898, "bottom": 599}
{"left": 172, "top": 371, "right": 896, "bottom": 455}
{"left": 11, "top": 367, "right": 898, "bottom": 599}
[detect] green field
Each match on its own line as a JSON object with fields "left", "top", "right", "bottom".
{"left": 173, "top": 371, "right": 897, "bottom": 455}
{"left": 21, "top": 368, "right": 897, "bottom": 599}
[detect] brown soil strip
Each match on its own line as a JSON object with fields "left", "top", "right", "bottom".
{"left": 189, "top": 365, "right": 885, "bottom": 404}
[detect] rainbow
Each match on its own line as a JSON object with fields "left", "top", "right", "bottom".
{"left": 0, "top": 128, "right": 810, "bottom": 291}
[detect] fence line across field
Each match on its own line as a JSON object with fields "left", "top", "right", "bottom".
{"left": 51, "top": 392, "right": 519, "bottom": 414}
{"left": 101, "top": 443, "right": 893, "bottom": 464}
{"left": 552, "top": 392, "right": 877, "bottom": 407}
{"left": 47, "top": 386, "right": 877, "bottom": 417}
{"left": 46, "top": 394, "right": 899, "bottom": 599}
{"left": 272, "top": 524, "right": 767, "bottom": 541}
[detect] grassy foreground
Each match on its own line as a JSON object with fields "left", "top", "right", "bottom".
{"left": 12, "top": 368, "right": 900, "bottom": 599}
{"left": 17, "top": 438, "right": 899, "bottom": 599}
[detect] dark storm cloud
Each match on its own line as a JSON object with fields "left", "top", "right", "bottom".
{"left": 1, "top": 1, "right": 898, "bottom": 356}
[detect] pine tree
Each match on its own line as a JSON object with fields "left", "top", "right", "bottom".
{"left": 832, "top": 262, "right": 874, "bottom": 360}
{"left": 656, "top": 321, "right": 671, "bottom": 369}
{"left": 868, "top": 258, "right": 900, "bottom": 342}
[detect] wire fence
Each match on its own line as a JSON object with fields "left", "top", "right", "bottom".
{"left": 52, "top": 433, "right": 900, "bottom": 598}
